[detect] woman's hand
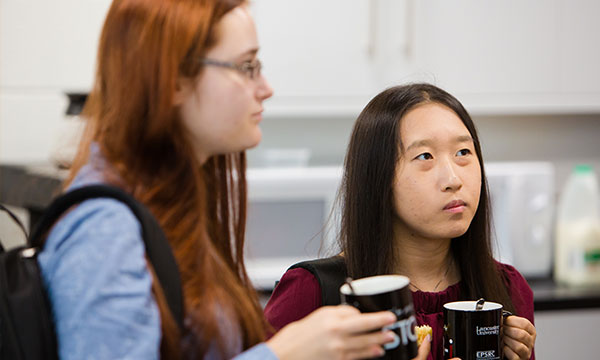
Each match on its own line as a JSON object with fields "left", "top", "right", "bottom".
{"left": 411, "top": 334, "right": 431, "bottom": 360}
{"left": 502, "top": 315, "right": 536, "bottom": 359}
{"left": 266, "top": 305, "right": 397, "bottom": 360}
{"left": 411, "top": 335, "right": 460, "bottom": 360}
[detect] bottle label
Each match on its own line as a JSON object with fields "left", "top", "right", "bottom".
{"left": 584, "top": 249, "right": 600, "bottom": 265}
{"left": 569, "top": 248, "right": 600, "bottom": 271}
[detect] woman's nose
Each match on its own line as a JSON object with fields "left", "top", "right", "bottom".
{"left": 440, "top": 161, "right": 462, "bottom": 192}
{"left": 256, "top": 74, "right": 274, "bottom": 101}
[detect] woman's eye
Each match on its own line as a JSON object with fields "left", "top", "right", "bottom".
{"left": 240, "top": 59, "right": 261, "bottom": 79}
{"left": 240, "top": 61, "right": 253, "bottom": 72}
{"left": 415, "top": 153, "right": 433, "bottom": 160}
{"left": 456, "top": 149, "right": 471, "bottom": 157}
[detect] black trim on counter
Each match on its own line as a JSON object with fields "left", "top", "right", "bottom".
{"left": 1, "top": 164, "right": 62, "bottom": 208}
{"left": 1, "top": 164, "right": 63, "bottom": 231}
{"left": 530, "top": 278, "right": 600, "bottom": 312}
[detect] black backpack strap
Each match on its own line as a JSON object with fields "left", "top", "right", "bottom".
{"left": 290, "top": 256, "right": 347, "bottom": 306}
{"left": 28, "top": 184, "right": 184, "bottom": 331}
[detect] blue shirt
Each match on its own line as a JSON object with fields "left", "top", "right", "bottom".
{"left": 38, "top": 145, "right": 278, "bottom": 360}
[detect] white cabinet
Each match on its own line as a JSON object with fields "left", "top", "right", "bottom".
{"left": 0, "top": 92, "right": 66, "bottom": 163}
{"left": 0, "top": 0, "right": 111, "bottom": 91}
{"left": 556, "top": 0, "right": 600, "bottom": 94}
{"left": 412, "top": 1, "right": 561, "bottom": 94}
{"left": 0, "top": 0, "right": 111, "bottom": 163}
{"left": 410, "top": 0, "right": 600, "bottom": 114}
{"left": 252, "top": 0, "right": 600, "bottom": 116}
{"left": 251, "top": 0, "right": 380, "bottom": 116}
{"left": 409, "top": 0, "right": 561, "bottom": 112}
{"left": 534, "top": 309, "right": 600, "bottom": 359}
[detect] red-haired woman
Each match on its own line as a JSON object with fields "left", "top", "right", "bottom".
{"left": 37, "top": 0, "right": 401, "bottom": 359}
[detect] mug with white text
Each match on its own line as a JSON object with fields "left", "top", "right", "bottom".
{"left": 443, "top": 299, "right": 505, "bottom": 360}
{"left": 340, "top": 275, "right": 418, "bottom": 360}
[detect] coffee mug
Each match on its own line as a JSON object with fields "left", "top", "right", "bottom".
{"left": 340, "top": 275, "right": 418, "bottom": 360}
{"left": 443, "top": 299, "right": 506, "bottom": 360}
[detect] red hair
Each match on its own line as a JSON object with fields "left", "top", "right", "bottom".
{"left": 68, "top": 0, "right": 266, "bottom": 357}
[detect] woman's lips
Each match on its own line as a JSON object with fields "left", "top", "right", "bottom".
{"left": 252, "top": 109, "right": 263, "bottom": 122}
{"left": 443, "top": 200, "right": 466, "bottom": 213}
{"left": 252, "top": 114, "right": 263, "bottom": 124}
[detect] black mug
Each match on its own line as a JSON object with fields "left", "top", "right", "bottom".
{"left": 443, "top": 299, "right": 505, "bottom": 360}
{"left": 340, "top": 275, "right": 418, "bottom": 360}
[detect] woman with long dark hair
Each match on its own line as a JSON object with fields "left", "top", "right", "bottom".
{"left": 37, "top": 0, "right": 400, "bottom": 358}
{"left": 265, "top": 83, "right": 537, "bottom": 359}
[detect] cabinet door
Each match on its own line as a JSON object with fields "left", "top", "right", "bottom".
{"left": 251, "top": 0, "right": 379, "bottom": 116}
{"left": 0, "top": 0, "right": 111, "bottom": 91}
{"left": 556, "top": 0, "right": 600, "bottom": 110}
{"left": 404, "top": 0, "right": 563, "bottom": 113}
{"left": 0, "top": 92, "right": 66, "bottom": 163}
{"left": 535, "top": 309, "right": 600, "bottom": 359}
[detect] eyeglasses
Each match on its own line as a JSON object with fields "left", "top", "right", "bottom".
{"left": 199, "top": 58, "right": 262, "bottom": 80}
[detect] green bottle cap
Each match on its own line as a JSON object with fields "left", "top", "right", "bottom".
{"left": 574, "top": 164, "right": 593, "bottom": 174}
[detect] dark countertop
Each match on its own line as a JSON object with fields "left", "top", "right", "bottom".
{"left": 3, "top": 163, "right": 600, "bottom": 312}
{"left": 529, "top": 278, "right": 600, "bottom": 312}
{"left": 0, "top": 163, "right": 64, "bottom": 211}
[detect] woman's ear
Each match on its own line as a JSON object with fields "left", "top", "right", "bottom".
{"left": 173, "top": 77, "right": 192, "bottom": 106}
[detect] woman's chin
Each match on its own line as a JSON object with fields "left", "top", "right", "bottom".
{"left": 427, "top": 226, "right": 469, "bottom": 240}
{"left": 230, "top": 132, "right": 262, "bottom": 154}
{"left": 447, "top": 227, "right": 469, "bottom": 239}
{"left": 245, "top": 130, "right": 262, "bottom": 150}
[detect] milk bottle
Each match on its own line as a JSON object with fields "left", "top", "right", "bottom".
{"left": 554, "top": 165, "right": 600, "bottom": 286}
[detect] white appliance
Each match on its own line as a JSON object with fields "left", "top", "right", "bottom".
{"left": 485, "top": 162, "right": 555, "bottom": 279}
{"left": 244, "top": 162, "right": 555, "bottom": 289}
{"left": 244, "top": 167, "right": 342, "bottom": 289}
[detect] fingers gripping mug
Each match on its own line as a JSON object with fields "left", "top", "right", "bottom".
{"left": 340, "top": 275, "right": 418, "bottom": 360}
{"left": 443, "top": 299, "right": 508, "bottom": 360}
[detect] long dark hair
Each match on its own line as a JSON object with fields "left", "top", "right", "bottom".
{"left": 338, "top": 83, "right": 514, "bottom": 312}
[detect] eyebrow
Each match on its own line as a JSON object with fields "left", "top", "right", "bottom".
{"left": 235, "top": 48, "right": 259, "bottom": 61}
{"left": 405, "top": 135, "right": 473, "bottom": 151}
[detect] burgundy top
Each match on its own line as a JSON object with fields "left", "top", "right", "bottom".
{"left": 264, "top": 262, "right": 535, "bottom": 360}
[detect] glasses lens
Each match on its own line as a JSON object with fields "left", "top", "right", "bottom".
{"left": 244, "top": 60, "right": 261, "bottom": 79}
{"left": 253, "top": 60, "right": 262, "bottom": 79}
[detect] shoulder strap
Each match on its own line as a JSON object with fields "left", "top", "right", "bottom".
{"left": 28, "top": 184, "right": 184, "bottom": 331}
{"left": 290, "top": 256, "right": 347, "bottom": 306}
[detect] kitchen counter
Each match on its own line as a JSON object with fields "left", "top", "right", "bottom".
{"left": 0, "top": 163, "right": 65, "bottom": 208}
{"left": 529, "top": 278, "right": 600, "bottom": 312}
{"left": 3, "top": 162, "right": 600, "bottom": 312}
{"left": 0, "top": 163, "right": 65, "bottom": 227}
